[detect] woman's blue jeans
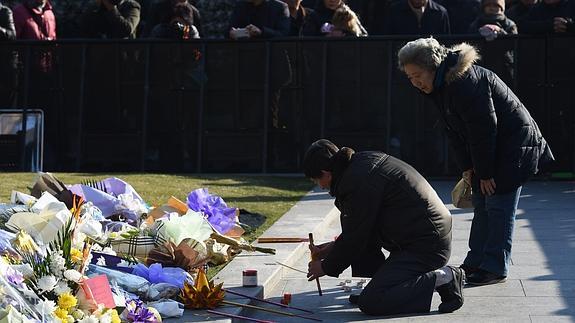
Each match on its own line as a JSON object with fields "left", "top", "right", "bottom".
{"left": 462, "top": 185, "right": 522, "bottom": 277}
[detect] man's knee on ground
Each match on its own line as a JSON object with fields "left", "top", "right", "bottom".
{"left": 357, "top": 291, "right": 394, "bottom": 316}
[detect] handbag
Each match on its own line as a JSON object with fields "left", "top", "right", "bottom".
{"left": 451, "top": 178, "right": 473, "bottom": 209}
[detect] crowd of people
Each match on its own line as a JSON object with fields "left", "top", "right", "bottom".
{"left": 0, "top": 0, "right": 574, "bottom": 42}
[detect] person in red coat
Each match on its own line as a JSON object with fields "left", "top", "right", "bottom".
{"left": 13, "top": 0, "right": 56, "bottom": 40}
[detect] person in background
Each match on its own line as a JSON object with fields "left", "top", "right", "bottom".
{"left": 144, "top": 0, "right": 201, "bottom": 37}
{"left": 469, "top": 0, "right": 517, "bottom": 85}
{"left": 13, "top": 0, "right": 56, "bottom": 40}
{"left": 383, "top": 0, "right": 451, "bottom": 35}
{"left": 303, "top": 0, "right": 366, "bottom": 36}
{"left": 281, "top": 0, "right": 313, "bottom": 36}
{"left": 506, "top": 0, "right": 538, "bottom": 28}
{"left": 469, "top": 0, "right": 517, "bottom": 39}
{"left": 327, "top": 3, "right": 367, "bottom": 36}
{"left": 518, "top": 0, "right": 574, "bottom": 34}
{"left": 435, "top": 0, "right": 481, "bottom": 34}
{"left": 149, "top": 2, "right": 199, "bottom": 38}
{"left": 304, "top": 139, "right": 464, "bottom": 316}
{"left": 229, "top": 0, "right": 290, "bottom": 39}
{"left": 81, "top": 0, "right": 141, "bottom": 39}
{"left": 195, "top": 0, "right": 235, "bottom": 38}
{"left": 398, "top": 37, "right": 554, "bottom": 285}
{"left": 302, "top": 0, "right": 342, "bottom": 35}
{"left": 0, "top": 0, "right": 17, "bottom": 108}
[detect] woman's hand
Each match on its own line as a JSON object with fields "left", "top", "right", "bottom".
{"left": 307, "top": 260, "right": 325, "bottom": 281}
{"left": 480, "top": 178, "right": 496, "bottom": 196}
{"left": 462, "top": 169, "right": 473, "bottom": 184}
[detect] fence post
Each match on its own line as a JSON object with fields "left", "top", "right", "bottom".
{"left": 75, "top": 45, "right": 87, "bottom": 171}
{"left": 140, "top": 43, "right": 151, "bottom": 172}
{"left": 320, "top": 42, "right": 328, "bottom": 138}
{"left": 196, "top": 43, "right": 207, "bottom": 173}
{"left": 20, "top": 46, "right": 31, "bottom": 171}
{"left": 262, "top": 42, "right": 271, "bottom": 173}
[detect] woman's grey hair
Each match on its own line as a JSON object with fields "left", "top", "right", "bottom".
{"left": 397, "top": 37, "right": 449, "bottom": 72}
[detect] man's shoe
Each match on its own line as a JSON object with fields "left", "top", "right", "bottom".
{"left": 466, "top": 269, "right": 507, "bottom": 286}
{"left": 459, "top": 264, "right": 479, "bottom": 277}
{"left": 349, "top": 294, "right": 360, "bottom": 305}
{"left": 436, "top": 266, "right": 465, "bottom": 313}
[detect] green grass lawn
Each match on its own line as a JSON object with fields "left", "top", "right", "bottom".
{"left": 0, "top": 173, "right": 314, "bottom": 242}
{"left": 1, "top": 173, "right": 314, "bottom": 278}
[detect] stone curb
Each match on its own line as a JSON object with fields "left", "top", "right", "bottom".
{"left": 210, "top": 187, "right": 337, "bottom": 321}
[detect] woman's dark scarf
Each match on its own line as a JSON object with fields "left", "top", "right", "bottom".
{"left": 432, "top": 50, "right": 460, "bottom": 92}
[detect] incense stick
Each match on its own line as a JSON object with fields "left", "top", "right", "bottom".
{"left": 258, "top": 237, "right": 310, "bottom": 243}
{"left": 309, "top": 233, "right": 323, "bottom": 296}
{"left": 224, "top": 288, "right": 314, "bottom": 314}
{"left": 206, "top": 309, "right": 276, "bottom": 323}
{"left": 222, "top": 300, "right": 322, "bottom": 322}
{"left": 275, "top": 261, "right": 307, "bottom": 274}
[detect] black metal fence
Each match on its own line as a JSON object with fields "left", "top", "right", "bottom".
{"left": 0, "top": 35, "right": 574, "bottom": 176}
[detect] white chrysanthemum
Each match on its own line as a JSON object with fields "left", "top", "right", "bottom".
{"left": 99, "top": 311, "right": 113, "bottom": 323}
{"left": 36, "top": 275, "right": 58, "bottom": 292}
{"left": 101, "top": 247, "right": 116, "bottom": 256}
{"left": 53, "top": 280, "right": 72, "bottom": 295}
{"left": 96, "top": 256, "right": 107, "bottom": 266}
{"left": 78, "top": 315, "right": 99, "bottom": 323}
{"left": 63, "top": 269, "right": 83, "bottom": 283}
{"left": 117, "top": 259, "right": 132, "bottom": 268}
{"left": 50, "top": 252, "right": 66, "bottom": 277}
{"left": 35, "top": 299, "right": 56, "bottom": 317}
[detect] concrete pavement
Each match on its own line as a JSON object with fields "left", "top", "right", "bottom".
{"left": 170, "top": 181, "right": 575, "bottom": 322}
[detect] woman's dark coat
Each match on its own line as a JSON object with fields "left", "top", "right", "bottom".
{"left": 428, "top": 43, "right": 554, "bottom": 193}
{"left": 321, "top": 151, "right": 452, "bottom": 277}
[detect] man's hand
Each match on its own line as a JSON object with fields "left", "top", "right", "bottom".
{"left": 480, "top": 178, "right": 496, "bottom": 196}
{"left": 310, "top": 241, "right": 334, "bottom": 260}
{"left": 307, "top": 260, "right": 325, "bottom": 281}
{"left": 554, "top": 17, "right": 568, "bottom": 33}
{"left": 246, "top": 24, "right": 262, "bottom": 37}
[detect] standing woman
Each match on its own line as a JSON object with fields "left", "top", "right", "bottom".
{"left": 398, "top": 37, "right": 554, "bottom": 285}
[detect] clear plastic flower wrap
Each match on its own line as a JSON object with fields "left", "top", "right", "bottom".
{"left": 86, "top": 264, "right": 150, "bottom": 295}
{"left": 146, "top": 300, "right": 184, "bottom": 318}
{"left": 0, "top": 267, "right": 40, "bottom": 321}
{"left": 0, "top": 204, "right": 29, "bottom": 225}
{"left": 145, "top": 283, "right": 181, "bottom": 301}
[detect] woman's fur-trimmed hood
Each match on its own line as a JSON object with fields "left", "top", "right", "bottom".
{"left": 445, "top": 43, "right": 481, "bottom": 84}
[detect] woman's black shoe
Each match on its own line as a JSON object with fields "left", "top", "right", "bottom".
{"left": 466, "top": 269, "right": 507, "bottom": 286}
{"left": 436, "top": 266, "right": 465, "bottom": 313}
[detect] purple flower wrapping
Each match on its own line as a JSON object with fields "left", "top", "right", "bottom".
{"left": 186, "top": 188, "right": 237, "bottom": 234}
{"left": 125, "top": 299, "right": 158, "bottom": 322}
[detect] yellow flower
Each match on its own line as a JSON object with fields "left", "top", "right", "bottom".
{"left": 53, "top": 308, "right": 68, "bottom": 321}
{"left": 57, "top": 292, "right": 78, "bottom": 310}
{"left": 111, "top": 309, "right": 121, "bottom": 323}
{"left": 13, "top": 231, "right": 40, "bottom": 254}
{"left": 70, "top": 248, "right": 83, "bottom": 263}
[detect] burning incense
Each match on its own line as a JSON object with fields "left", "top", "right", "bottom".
{"left": 206, "top": 309, "right": 276, "bottom": 323}
{"left": 224, "top": 288, "right": 314, "bottom": 314}
{"left": 222, "top": 300, "right": 322, "bottom": 322}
